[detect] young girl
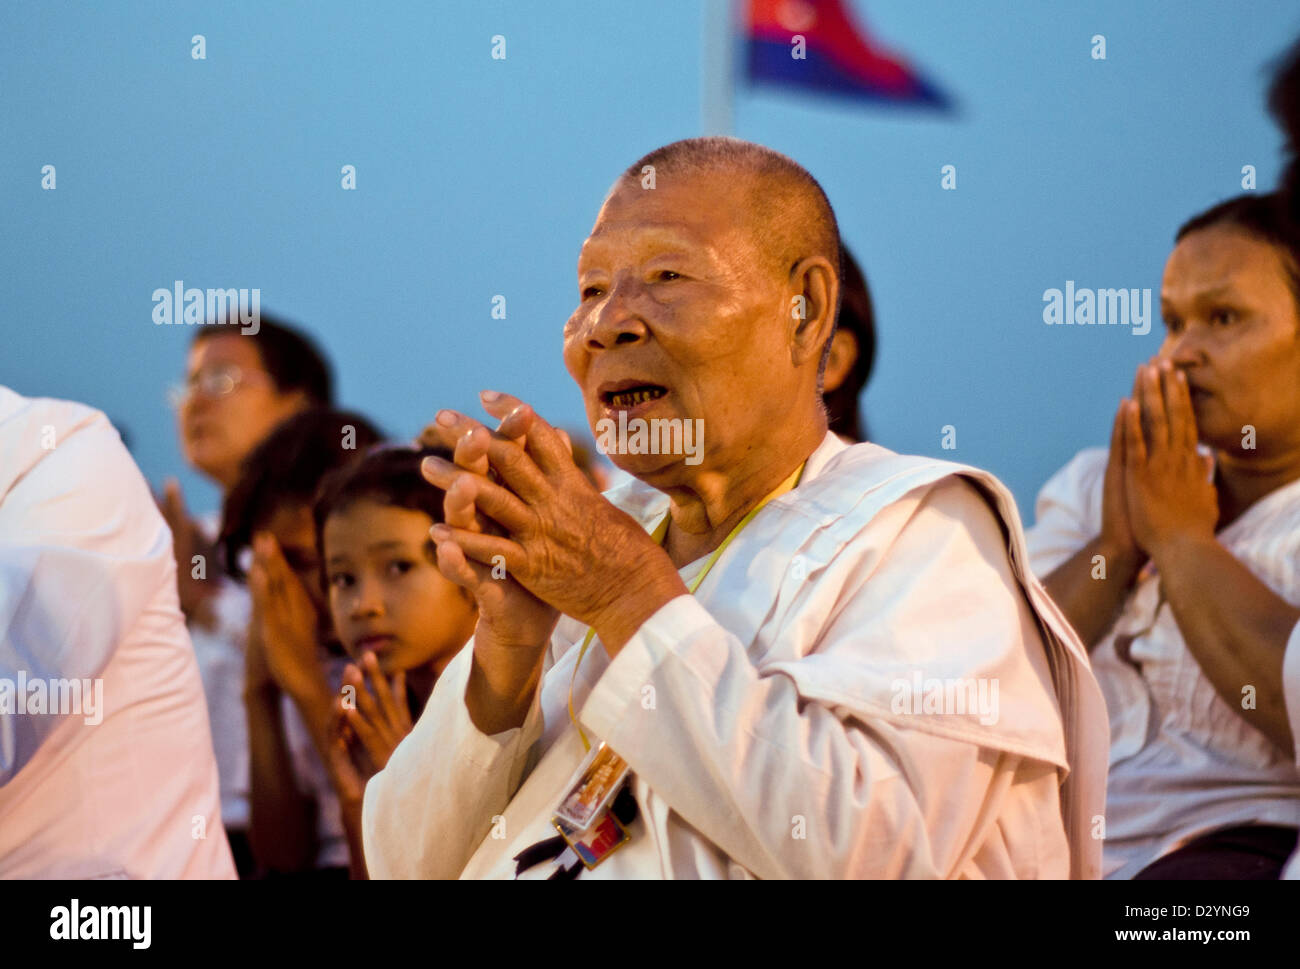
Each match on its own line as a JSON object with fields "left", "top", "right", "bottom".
{"left": 312, "top": 445, "right": 479, "bottom": 877}
{"left": 235, "top": 407, "right": 383, "bottom": 878}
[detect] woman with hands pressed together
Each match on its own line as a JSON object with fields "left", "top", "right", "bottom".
{"left": 161, "top": 318, "right": 332, "bottom": 875}
{"left": 1029, "top": 192, "right": 1300, "bottom": 879}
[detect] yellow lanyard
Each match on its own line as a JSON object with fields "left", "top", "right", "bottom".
{"left": 566, "top": 461, "right": 806, "bottom": 749}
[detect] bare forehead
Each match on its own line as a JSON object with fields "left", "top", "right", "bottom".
{"left": 1163, "top": 227, "right": 1290, "bottom": 298}
{"left": 329, "top": 500, "right": 431, "bottom": 532}
{"left": 578, "top": 175, "right": 758, "bottom": 266}
{"left": 579, "top": 219, "right": 716, "bottom": 263}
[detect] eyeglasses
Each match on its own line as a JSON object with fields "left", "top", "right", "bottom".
{"left": 167, "top": 364, "right": 263, "bottom": 409}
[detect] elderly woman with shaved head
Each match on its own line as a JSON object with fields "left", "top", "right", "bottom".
{"left": 362, "top": 137, "right": 1108, "bottom": 880}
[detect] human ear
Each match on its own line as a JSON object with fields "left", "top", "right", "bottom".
{"left": 822, "top": 329, "right": 859, "bottom": 394}
{"left": 788, "top": 256, "right": 839, "bottom": 368}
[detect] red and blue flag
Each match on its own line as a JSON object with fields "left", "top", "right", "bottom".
{"left": 745, "top": 0, "right": 951, "bottom": 109}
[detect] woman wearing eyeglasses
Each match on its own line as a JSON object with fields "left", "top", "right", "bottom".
{"left": 163, "top": 317, "right": 333, "bottom": 876}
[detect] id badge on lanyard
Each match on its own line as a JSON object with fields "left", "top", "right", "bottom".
{"left": 550, "top": 742, "right": 632, "bottom": 869}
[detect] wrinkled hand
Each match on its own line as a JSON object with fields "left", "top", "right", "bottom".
{"left": 248, "top": 533, "right": 329, "bottom": 704}
{"left": 157, "top": 477, "right": 217, "bottom": 625}
{"left": 417, "top": 402, "right": 562, "bottom": 652}
{"left": 420, "top": 391, "right": 685, "bottom": 652}
{"left": 1123, "top": 360, "right": 1218, "bottom": 563}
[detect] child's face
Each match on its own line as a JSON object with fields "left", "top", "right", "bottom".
{"left": 323, "top": 499, "right": 477, "bottom": 676}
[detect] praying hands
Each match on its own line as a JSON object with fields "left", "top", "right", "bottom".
{"left": 1120, "top": 358, "right": 1219, "bottom": 567}
{"left": 416, "top": 391, "right": 686, "bottom": 732}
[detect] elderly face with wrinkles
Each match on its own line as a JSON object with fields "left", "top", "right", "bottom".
{"left": 419, "top": 147, "right": 842, "bottom": 671}
{"left": 563, "top": 170, "right": 829, "bottom": 487}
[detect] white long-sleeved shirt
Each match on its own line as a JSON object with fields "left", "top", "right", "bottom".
{"left": 187, "top": 549, "right": 253, "bottom": 831}
{"left": 0, "top": 387, "right": 235, "bottom": 878}
{"left": 1027, "top": 447, "right": 1300, "bottom": 879}
{"left": 187, "top": 530, "right": 350, "bottom": 868}
{"left": 363, "top": 432, "right": 1108, "bottom": 879}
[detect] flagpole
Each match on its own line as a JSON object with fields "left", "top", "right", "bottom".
{"left": 701, "top": 0, "right": 734, "bottom": 135}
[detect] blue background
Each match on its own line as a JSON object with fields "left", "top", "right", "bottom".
{"left": 3, "top": 1, "right": 1297, "bottom": 521}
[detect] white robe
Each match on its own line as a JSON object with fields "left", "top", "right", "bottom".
{"left": 1027, "top": 447, "right": 1300, "bottom": 879}
{"left": 363, "top": 432, "right": 1108, "bottom": 879}
{"left": 0, "top": 387, "right": 235, "bottom": 878}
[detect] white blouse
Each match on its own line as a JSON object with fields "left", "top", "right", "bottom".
{"left": 1027, "top": 447, "right": 1300, "bottom": 879}
{"left": 0, "top": 387, "right": 234, "bottom": 878}
{"left": 363, "top": 432, "right": 1108, "bottom": 879}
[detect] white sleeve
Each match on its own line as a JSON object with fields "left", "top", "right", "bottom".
{"left": 578, "top": 480, "right": 1067, "bottom": 879}
{"left": 1024, "top": 448, "right": 1107, "bottom": 578}
{"left": 0, "top": 407, "right": 171, "bottom": 786}
{"left": 1283, "top": 621, "right": 1300, "bottom": 769}
{"left": 361, "top": 640, "right": 545, "bottom": 879}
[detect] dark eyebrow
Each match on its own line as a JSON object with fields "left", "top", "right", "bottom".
{"left": 1175, "top": 284, "right": 1244, "bottom": 305}
{"left": 1162, "top": 284, "right": 1241, "bottom": 309}
{"left": 1193, "top": 285, "right": 1238, "bottom": 301}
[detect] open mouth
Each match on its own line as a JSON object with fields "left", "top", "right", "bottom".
{"left": 600, "top": 384, "right": 667, "bottom": 408}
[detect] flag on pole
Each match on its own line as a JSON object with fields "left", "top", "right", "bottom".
{"left": 745, "top": 0, "right": 951, "bottom": 109}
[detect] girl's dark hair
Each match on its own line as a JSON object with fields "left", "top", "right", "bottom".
{"left": 220, "top": 407, "right": 384, "bottom": 578}
{"left": 1175, "top": 192, "right": 1300, "bottom": 316}
{"left": 823, "top": 244, "right": 877, "bottom": 444}
{"left": 1268, "top": 37, "right": 1300, "bottom": 220}
{"left": 312, "top": 445, "right": 454, "bottom": 590}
